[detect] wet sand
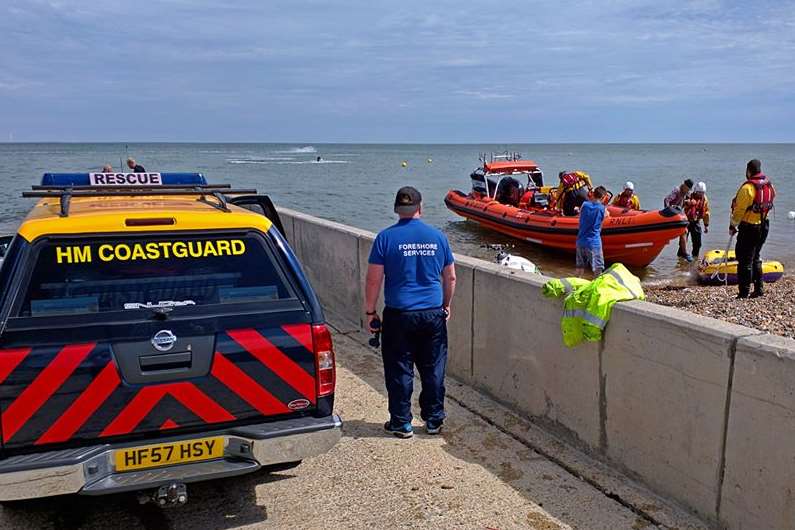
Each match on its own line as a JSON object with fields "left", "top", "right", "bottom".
{"left": 646, "top": 276, "right": 795, "bottom": 339}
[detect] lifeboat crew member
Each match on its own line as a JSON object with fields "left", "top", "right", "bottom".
{"left": 730, "top": 159, "right": 776, "bottom": 298}
{"left": 557, "top": 170, "right": 593, "bottom": 216}
{"left": 126, "top": 157, "right": 146, "bottom": 173}
{"left": 365, "top": 186, "right": 457, "bottom": 437}
{"left": 611, "top": 181, "right": 640, "bottom": 210}
{"left": 681, "top": 181, "right": 710, "bottom": 261}
{"left": 101, "top": 164, "right": 114, "bottom": 172}
{"left": 665, "top": 178, "right": 694, "bottom": 260}
{"left": 664, "top": 178, "right": 693, "bottom": 209}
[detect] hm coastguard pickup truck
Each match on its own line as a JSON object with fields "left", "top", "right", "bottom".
{"left": 0, "top": 172, "right": 341, "bottom": 506}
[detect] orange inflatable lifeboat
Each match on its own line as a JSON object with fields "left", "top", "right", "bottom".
{"left": 445, "top": 155, "right": 687, "bottom": 268}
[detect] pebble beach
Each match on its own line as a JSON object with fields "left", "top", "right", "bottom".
{"left": 646, "top": 276, "right": 795, "bottom": 339}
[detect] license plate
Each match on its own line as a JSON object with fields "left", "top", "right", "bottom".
{"left": 114, "top": 436, "right": 224, "bottom": 472}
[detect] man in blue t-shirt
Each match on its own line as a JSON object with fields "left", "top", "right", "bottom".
{"left": 576, "top": 186, "right": 609, "bottom": 277}
{"left": 365, "top": 186, "right": 457, "bottom": 438}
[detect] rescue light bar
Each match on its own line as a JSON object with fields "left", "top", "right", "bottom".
{"left": 41, "top": 173, "right": 208, "bottom": 186}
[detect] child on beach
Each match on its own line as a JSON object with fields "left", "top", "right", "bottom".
{"left": 576, "top": 186, "right": 609, "bottom": 277}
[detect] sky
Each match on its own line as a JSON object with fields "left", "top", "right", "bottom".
{"left": 1, "top": 0, "right": 794, "bottom": 143}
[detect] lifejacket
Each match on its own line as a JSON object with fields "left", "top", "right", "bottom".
{"left": 560, "top": 171, "right": 586, "bottom": 191}
{"left": 685, "top": 195, "right": 707, "bottom": 221}
{"left": 745, "top": 173, "right": 775, "bottom": 216}
{"left": 614, "top": 191, "right": 634, "bottom": 208}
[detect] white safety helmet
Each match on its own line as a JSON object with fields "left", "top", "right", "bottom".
{"left": 695, "top": 181, "right": 707, "bottom": 193}
{"left": 624, "top": 181, "right": 634, "bottom": 191}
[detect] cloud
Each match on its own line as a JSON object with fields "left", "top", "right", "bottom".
{"left": 456, "top": 90, "right": 515, "bottom": 100}
{"left": 0, "top": 77, "right": 43, "bottom": 91}
{"left": 1, "top": 0, "right": 794, "bottom": 141}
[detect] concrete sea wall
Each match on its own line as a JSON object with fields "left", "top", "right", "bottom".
{"left": 278, "top": 206, "right": 795, "bottom": 530}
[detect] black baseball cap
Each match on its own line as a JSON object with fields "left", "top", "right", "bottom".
{"left": 394, "top": 186, "right": 422, "bottom": 214}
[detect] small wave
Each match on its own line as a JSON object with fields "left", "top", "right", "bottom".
{"left": 227, "top": 157, "right": 295, "bottom": 164}
{"left": 227, "top": 159, "right": 349, "bottom": 165}
{"left": 274, "top": 146, "right": 317, "bottom": 154}
{"left": 272, "top": 160, "right": 349, "bottom": 165}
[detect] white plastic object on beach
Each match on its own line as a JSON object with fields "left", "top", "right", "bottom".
{"left": 788, "top": 210, "right": 795, "bottom": 220}
{"left": 495, "top": 252, "right": 538, "bottom": 273}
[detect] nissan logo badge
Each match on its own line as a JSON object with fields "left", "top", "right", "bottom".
{"left": 152, "top": 330, "right": 177, "bottom": 352}
{"left": 288, "top": 399, "right": 311, "bottom": 411}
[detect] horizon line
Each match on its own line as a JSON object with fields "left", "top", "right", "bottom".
{"left": 2, "top": 141, "right": 795, "bottom": 145}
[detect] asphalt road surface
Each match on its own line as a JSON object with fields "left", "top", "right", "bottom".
{"left": 0, "top": 331, "right": 707, "bottom": 530}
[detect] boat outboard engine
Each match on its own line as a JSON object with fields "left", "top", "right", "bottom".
{"left": 496, "top": 251, "right": 538, "bottom": 273}
{"left": 529, "top": 169, "right": 544, "bottom": 187}
{"left": 495, "top": 177, "right": 524, "bottom": 206}
{"left": 470, "top": 170, "right": 487, "bottom": 195}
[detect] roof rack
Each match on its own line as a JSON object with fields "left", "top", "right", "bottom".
{"left": 22, "top": 185, "right": 258, "bottom": 217}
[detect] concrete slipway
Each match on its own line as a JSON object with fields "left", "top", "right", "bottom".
{"left": 277, "top": 207, "right": 795, "bottom": 530}
{"left": 0, "top": 331, "right": 705, "bottom": 530}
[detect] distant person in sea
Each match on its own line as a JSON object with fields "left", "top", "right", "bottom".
{"left": 681, "top": 181, "right": 710, "bottom": 262}
{"left": 731, "top": 159, "right": 776, "bottom": 299}
{"left": 557, "top": 170, "right": 593, "bottom": 216}
{"left": 576, "top": 186, "right": 609, "bottom": 277}
{"left": 611, "top": 181, "right": 640, "bottom": 210}
{"left": 126, "top": 158, "right": 146, "bottom": 173}
{"left": 364, "top": 186, "right": 456, "bottom": 438}
{"left": 101, "top": 164, "right": 114, "bottom": 173}
{"left": 664, "top": 178, "right": 693, "bottom": 260}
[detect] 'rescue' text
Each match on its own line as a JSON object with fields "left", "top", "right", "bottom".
{"left": 89, "top": 173, "right": 162, "bottom": 186}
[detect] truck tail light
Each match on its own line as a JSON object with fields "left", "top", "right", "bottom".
{"left": 312, "top": 324, "right": 336, "bottom": 397}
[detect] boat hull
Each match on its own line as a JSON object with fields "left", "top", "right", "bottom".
{"left": 445, "top": 190, "right": 688, "bottom": 268}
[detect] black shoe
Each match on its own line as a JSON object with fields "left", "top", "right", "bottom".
{"left": 737, "top": 292, "right": 749, "bottom": 299}
{"left": 750, "top": 290, "right": 764, "bottom": 298}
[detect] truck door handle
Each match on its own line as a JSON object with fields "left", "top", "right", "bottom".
{"left": 139, "top": 352, "right": 192, "bottom": 372}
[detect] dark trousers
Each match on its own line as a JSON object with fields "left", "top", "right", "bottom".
{"left": 381, "top": 307, "right": 448, "bottom": 425}
{"left": 563, "top": 187, "right": 589, "bottom": 216}
{"left": 687, "top": 221, "right": 703, "bottom": 258}
{"left": 736, "top": 220, "right": 769, "bottom": 295}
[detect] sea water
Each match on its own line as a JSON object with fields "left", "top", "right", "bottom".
{"left": 1, "top": 142, "right": 793, "bottom": 280}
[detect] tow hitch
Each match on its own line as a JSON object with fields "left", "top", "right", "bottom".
{"left": 138, "top": 482, "right": 188, "bottom": 507}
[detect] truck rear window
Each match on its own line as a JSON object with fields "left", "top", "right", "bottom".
{"left": 17, "top": 233, "right": 294, "bottom": 317}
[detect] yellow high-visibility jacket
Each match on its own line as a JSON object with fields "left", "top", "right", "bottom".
{"left": 543, "top": 264, "right": 644, "bottom": 347}
{"left": 731, "top": 182, "right": 763, "bottom": 226}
